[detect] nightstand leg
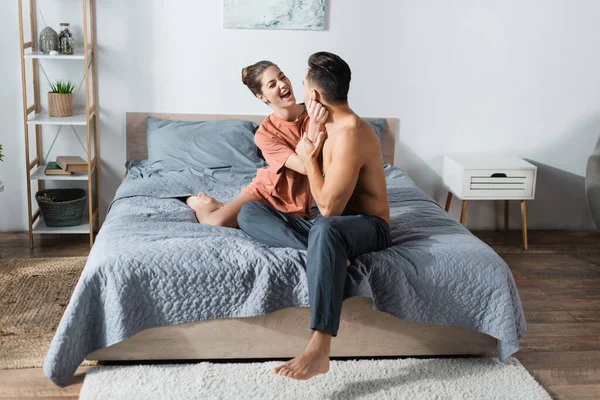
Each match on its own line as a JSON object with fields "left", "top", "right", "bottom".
{"left": 460, "top": 200, "right": 468, "bottom": 225}
{"left": 504, "top": 200, "right": 509, "bottom": 232}
{"left": 521, "top": 200, "right": 528, "bottom": 250}
{"left": 445, "top": 192, "right": 453, "bottom": 212}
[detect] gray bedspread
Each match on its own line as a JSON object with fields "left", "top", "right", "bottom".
{"left": 43, "top": 163, "right": 526, "bottom": 387}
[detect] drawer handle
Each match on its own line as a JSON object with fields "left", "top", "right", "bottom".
{"left": 491, "top": 173, "right": 507, "bottom": 178}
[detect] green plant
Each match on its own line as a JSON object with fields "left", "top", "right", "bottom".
{"left": 0, "top": 144, "right": 3, "bottom": 161}
{"left": 49, "top": 80, "right": 75, "bottom": 94}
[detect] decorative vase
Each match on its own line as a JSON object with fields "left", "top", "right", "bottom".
{"left": 48, "top": 93, "right": 73, "bottom": 117}
{"left": 58, "top": 23, "right": 74, "bottom": 55}
{"left": 39, "top": 27, "right": 58, "bottom": 54}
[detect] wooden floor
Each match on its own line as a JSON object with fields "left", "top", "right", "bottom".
{"left": 1, "top": 230, "right": 599, "bottom": 399}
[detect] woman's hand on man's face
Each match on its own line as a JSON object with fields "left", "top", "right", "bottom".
{"left": 306, "top": 99, "right": 328, "bottom": 142}
{"left": 307, "top": 99, "right": 328, "bottom": 125}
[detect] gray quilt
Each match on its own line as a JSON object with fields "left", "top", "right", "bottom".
{"left": 43, "top": 162, "right": 526, "bottom": 387}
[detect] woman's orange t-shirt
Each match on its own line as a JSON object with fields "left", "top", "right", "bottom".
{"left": 241, "top": 111, "right": 312, "bottom": 219}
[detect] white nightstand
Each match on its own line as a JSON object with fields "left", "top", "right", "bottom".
{"left": 443, "top": 155, "right": 538, "bottom": 249}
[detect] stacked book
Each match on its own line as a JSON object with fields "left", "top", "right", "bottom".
{"left": 44, "top": 156, "right": 88, "bottom": 175}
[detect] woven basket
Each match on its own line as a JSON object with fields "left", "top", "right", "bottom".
{"left": 35, "top": 189, "right": 86, "bottom": 227}
{"left": 48, "top": 93, "right": 73, "bottom": 117}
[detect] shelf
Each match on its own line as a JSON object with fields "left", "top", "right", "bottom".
{"left": 24, "top": 50, "right": 89, "bottom": 60}
{"left": 30, "top": 164, "right": 90, "bottom": 180}
{"left": 27, "top": 112, "right": 88, "bottom": 126}
{"left": 19, "top": 0, "right": 99, "bottom": 248}
{"left": 33, "top": 213, "right": 90, "bottom": 234}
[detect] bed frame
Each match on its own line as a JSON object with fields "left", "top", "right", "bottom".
{"left": 87, "top": 112, "right": 497, "bottom": 362}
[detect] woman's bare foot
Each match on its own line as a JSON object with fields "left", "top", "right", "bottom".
{"left": 196, "top": 192, "right": 221, "bottom": 204}
{"left": 273, "top": 331, "right": 331, "bottom": 380}
{"left": 186, "top": 193, "right": 223, "bottom": 223}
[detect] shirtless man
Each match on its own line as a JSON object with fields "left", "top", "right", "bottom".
{"left": 237, "top": 51, "right": 391, "bottom": 380}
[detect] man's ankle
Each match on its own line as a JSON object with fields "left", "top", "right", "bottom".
{"left": 308, "top": 330, "right": 332, "bottom": 351}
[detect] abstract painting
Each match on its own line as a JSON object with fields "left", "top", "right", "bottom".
{"left": 223, "top": 0, "right": 325, "bottom": 30}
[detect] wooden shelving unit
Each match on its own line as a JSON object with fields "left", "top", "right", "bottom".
{"left": 24, "top": 49, "right": 90, "bottom": 60}
{"left": 18, "top": 0, "right": 100, "bottom": 248}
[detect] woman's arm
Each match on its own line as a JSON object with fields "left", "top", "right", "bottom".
{"left": 284, "top": 101, "right": 328, "bottom": 175}
{"left": 284, "top": 153, "right": 307, "bottom": 175}
{"left": 255, "top": 103, "right": 328, "bottom": 176}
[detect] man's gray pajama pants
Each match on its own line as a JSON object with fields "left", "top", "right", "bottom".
{"left": 237, "top": 201, "right": 391, "bottom": 336}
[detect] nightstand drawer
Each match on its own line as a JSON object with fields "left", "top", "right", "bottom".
{"left": 464, "top": 169, "right": 534, "bottom": 198}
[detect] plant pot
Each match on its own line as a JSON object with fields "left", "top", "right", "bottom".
{"left": 48, "top": 92, "right": 73, "bottom": 117}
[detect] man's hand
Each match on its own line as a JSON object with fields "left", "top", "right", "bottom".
{"left": 306, "top": 99, "right": 328, "bottom": 142}
{"left": 295, "top": 131, "right": 326, "bottom": 165}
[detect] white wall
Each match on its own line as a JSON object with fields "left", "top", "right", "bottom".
{"left": 1, "top": 0, "right": 598, "bottom": 232}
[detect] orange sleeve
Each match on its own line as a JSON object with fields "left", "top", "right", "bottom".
{"left": 255, "top": 127, "right": 295, "bottom": 174}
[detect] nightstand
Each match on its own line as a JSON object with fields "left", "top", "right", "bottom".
{"left": 443, "top": 155, "right": 538, "bottom": 249}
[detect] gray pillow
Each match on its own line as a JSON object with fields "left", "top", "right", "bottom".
{"left": 367, "top": 118, "right": 386, "bottom": 157}
{"left": 147, "top": 117, "right": 265, "bottom": 171}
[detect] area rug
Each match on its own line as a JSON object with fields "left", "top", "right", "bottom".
{"left": 79, "top": 358, "right": 551, "bottom": 400}
{"left": 0, "top": 256, "right": 94, "bottom": 369}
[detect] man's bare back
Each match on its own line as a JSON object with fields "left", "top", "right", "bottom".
{"left": 321, "top": 115, "right": 390, "bottom": 225}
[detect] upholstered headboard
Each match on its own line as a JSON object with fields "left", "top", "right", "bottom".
{"left": 125, "top": 113, "right": 399, "bottom": 165}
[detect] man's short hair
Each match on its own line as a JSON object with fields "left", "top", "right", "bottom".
{"left": 307, "top": 52, "right": 351, "bottom": 105}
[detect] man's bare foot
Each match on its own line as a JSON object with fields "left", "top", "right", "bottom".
{"left": 186, "top": 193, "right": 223, "bottom": 223}
{"left": 273, "top": 330, "right": 331, "bottom": 380}
{"left": 273, "top": 349, "right": 330, "bottom": 380}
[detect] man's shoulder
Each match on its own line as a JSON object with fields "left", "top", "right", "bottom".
{"left": 349, "top": 117, "right": 380, "bottom": 140}
{"left": 332, "top": 118, "right": 366, "bottom": 141}
{"left": 328, "top": 128, "right": 361, "bottom": 157}
{"left": 331, "top": 117, "right": 380, "bottom": 157}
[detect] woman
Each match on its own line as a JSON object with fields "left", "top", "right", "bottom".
{"left": 187, "top": 61, "right": 327, "bottom": 227}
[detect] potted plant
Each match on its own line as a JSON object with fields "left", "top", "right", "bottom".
{"left": 48, "top": 80, "right": 75, "bottom": 117}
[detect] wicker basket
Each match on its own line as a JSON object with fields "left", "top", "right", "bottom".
{"left": 35, "top": 189, "right": 87, "bottom": 227}
{"left": 48, "top": 93, "right": 73, "bottom": 117}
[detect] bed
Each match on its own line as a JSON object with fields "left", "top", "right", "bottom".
{"left": 42, "top": 113, "right": 526, "bottom": 387}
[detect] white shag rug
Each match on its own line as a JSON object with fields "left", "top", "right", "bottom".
{"left": 79, "top": 357, "right": 551, "bottom": 400}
